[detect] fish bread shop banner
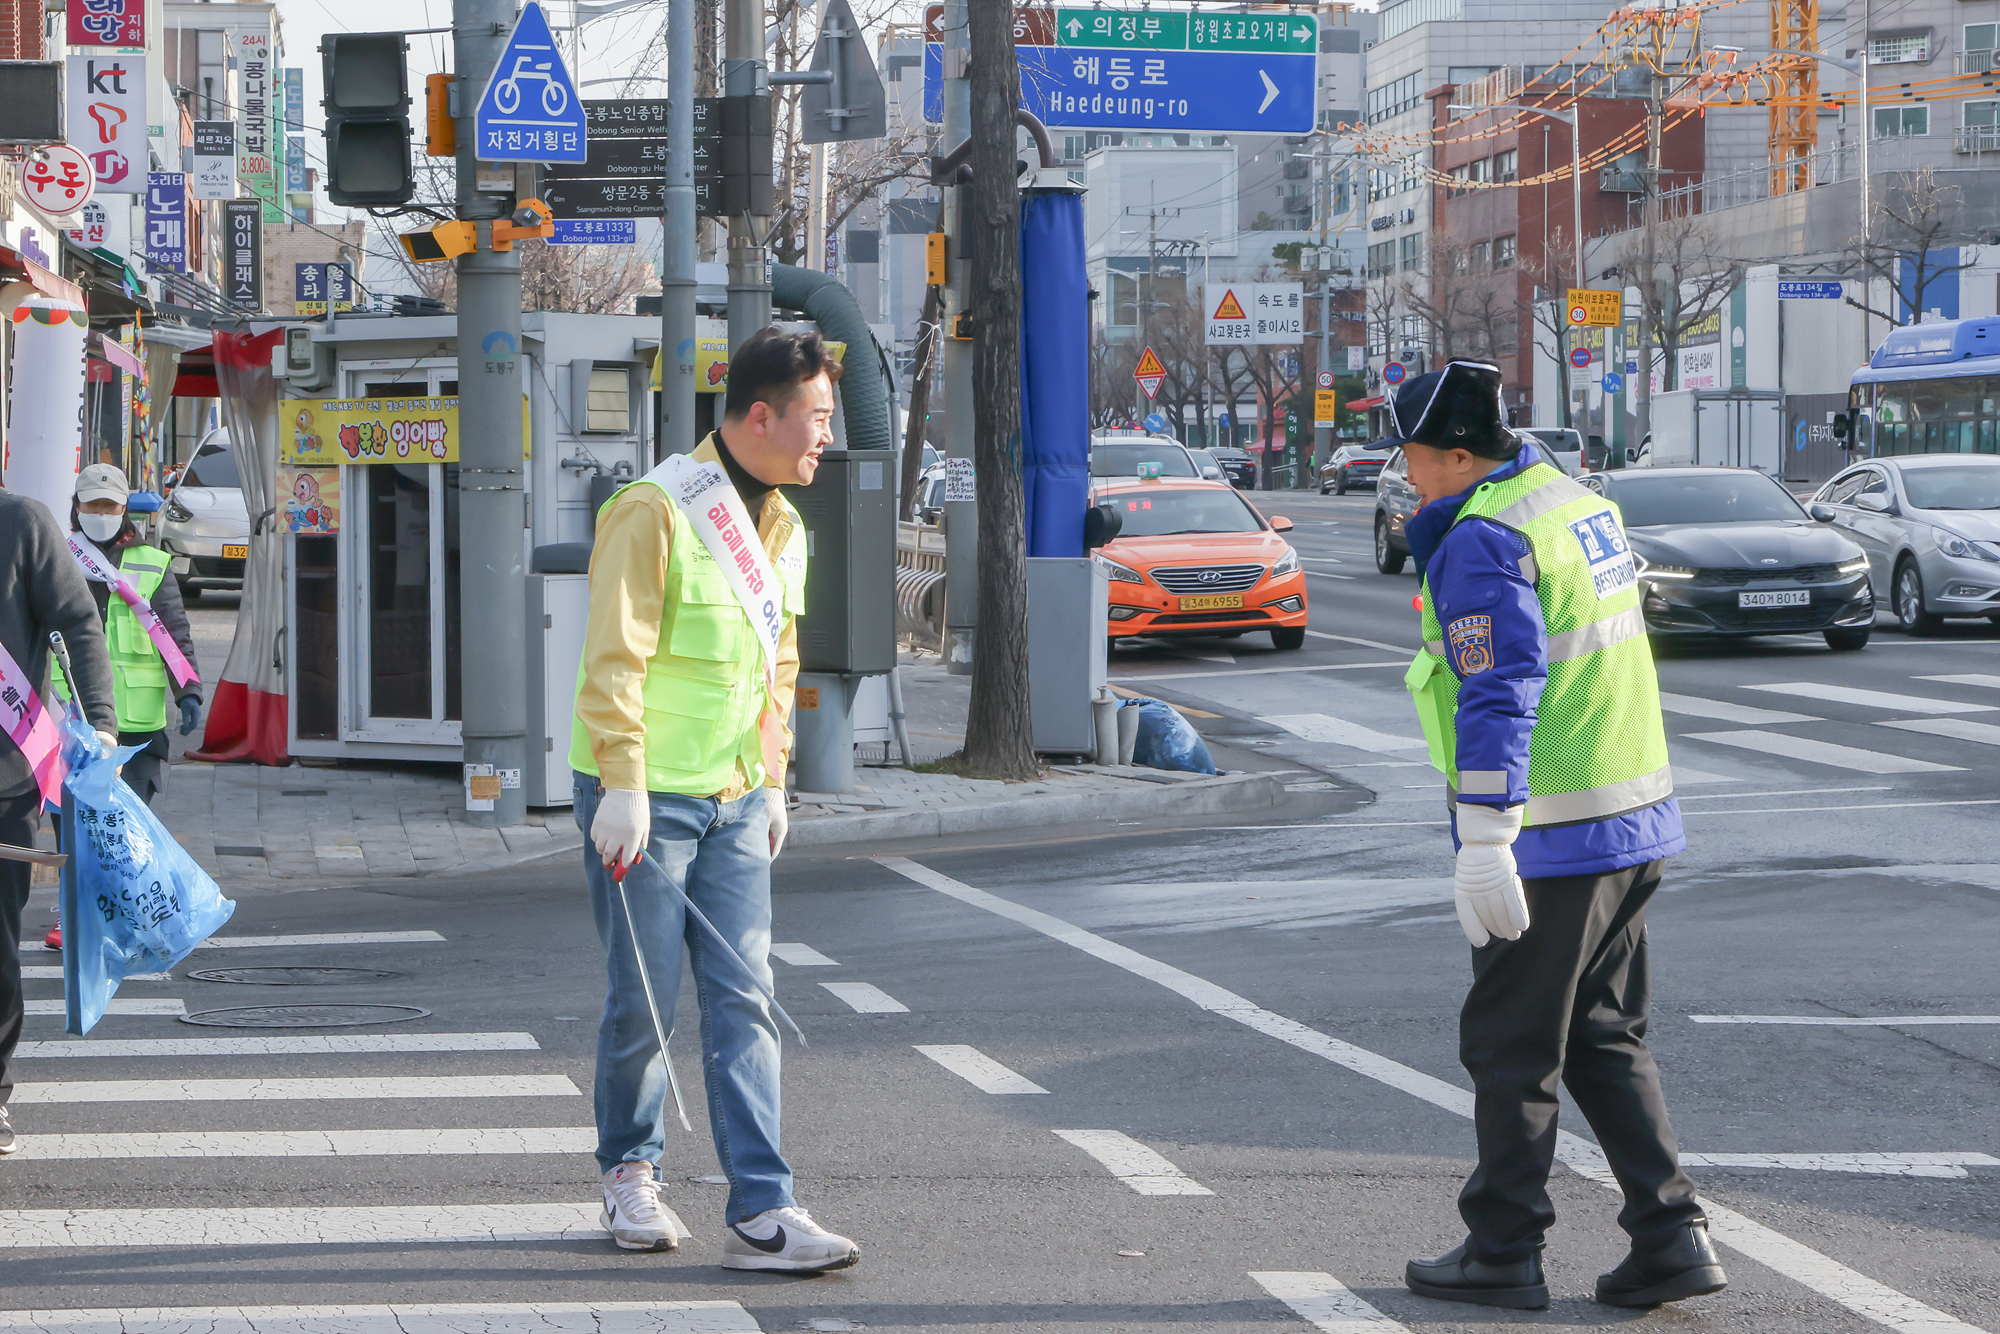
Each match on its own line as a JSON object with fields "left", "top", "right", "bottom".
{"left": 283, "top": 397, "right": 459, "bottom": 465}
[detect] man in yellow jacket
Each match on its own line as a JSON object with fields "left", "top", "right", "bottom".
{"left": 570, "top": 327, "right": 857, "bottom": 1273}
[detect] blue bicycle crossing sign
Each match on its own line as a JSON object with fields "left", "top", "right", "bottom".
{"left": 475, "top": 2, "right": 588, "bottom": 164}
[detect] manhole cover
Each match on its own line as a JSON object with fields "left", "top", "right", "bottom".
{"left": 180, "top": 1004, "right": 431, "bottom": 1028}
{"left": 188, "top": 967, "right": 405, "bottom": 986}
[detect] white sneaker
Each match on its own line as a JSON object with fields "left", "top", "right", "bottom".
{"left": 721, "top": 1205, "right": 860, "bottom": 1272}
{"left": 600, "top": 1161, "right": 686, "bottom": 1252}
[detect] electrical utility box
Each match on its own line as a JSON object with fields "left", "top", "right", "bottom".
{"left": 784, "top": 448, "right": 895, "bottom": 675}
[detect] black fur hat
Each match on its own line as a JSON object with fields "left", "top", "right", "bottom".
{"left": 1369, "top": 360, "right": 1513, "bottom": 458}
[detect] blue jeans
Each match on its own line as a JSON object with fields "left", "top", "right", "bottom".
{"left": 574, "top": 775, "right": 794, "bottom": 1225}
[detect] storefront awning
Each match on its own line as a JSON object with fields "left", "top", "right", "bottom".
{"left": 0, "top": 243, "right": 86, "bottom": 309}
{"left": 171, "top": 344, "right": 218, "bottom": 398}
{"left": 1348, "top": 395, "right": 1386, "bottom": 411}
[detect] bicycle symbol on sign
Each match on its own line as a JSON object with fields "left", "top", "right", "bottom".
{"left": 493, "top": 49, "right": 568, "bottom": 117}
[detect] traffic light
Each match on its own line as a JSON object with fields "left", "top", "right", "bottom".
{"left": 322, "top": 33, "right": 414, "bottom": 206}
{"left": 399, "top": 219, "right": 477, "bottom": 263}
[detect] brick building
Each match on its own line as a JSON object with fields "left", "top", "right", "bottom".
{"left": 261, "top": 222, "right": 367, "bottom": 317}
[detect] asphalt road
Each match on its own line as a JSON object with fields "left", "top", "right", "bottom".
{"left": 6, "top": 492, "right": 1997, "bottom": 1333}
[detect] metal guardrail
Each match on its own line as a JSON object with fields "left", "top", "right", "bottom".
{"left": 895, "top": 520, "right": 946, "bottom": 650}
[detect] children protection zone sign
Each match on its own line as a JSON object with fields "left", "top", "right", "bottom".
{"left": 283, "top": 397, "right": 460, "bottom": 465}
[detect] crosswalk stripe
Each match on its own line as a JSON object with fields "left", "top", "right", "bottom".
{"left": 23, "top": 999, "right": 183, "bottom": 1017}
{"left": 0, "top": 1304, "right": 764, "bottom": 1333}
{"left": 1670, "top": 765, "right": 1740, "bottom": 785}
{"left": 0, "top": 1204, "right": 601, "bottom": 1248}
{"left": 1918, "top": 673, "right": 2000, "bottom": 690}
{"left": 1261, "top": 713, "right": 1426, "bottom": 755}
{"left": 1682, "top": 731, "right": 1960, "bottom": 774}
{"left": 818, "top": 982, "right": 908, "bottom": 1014}
{"left": 18, "top": 968, "right": 170, "bottom": 982}
{"left": 10, "top": 1127, "right": 594, "bottom": 1160}
{"left": 1691, "top": 1014, "right": 2000, "bottom": 1025}
{"left": 1249, "top": 1272, "right": 1413, "bottom": 1331}
{"left": 1659, "top": 691, "right": 1821, "bottom": 724}
{"left": 197, "top": 931, "right": 447, "bottom": 949}
{"left": 1877, "top": 716, "right": 2000, "bottom": 747}
{"left": 17, "top": 1032, "right": 540, "bottom": 1059}
{"left": 1052, "top": 1129, "right": 1213, "bottom": 1196}
{"left": 9, "top": 1075, "right": 581, "bottom": 1104}
{"left": 1680, "top": 1152, "right": 2000, "bottom": 1178}
{"left": 770, "top": 942, "right": 838, "bottom": 966}
{"left": 913, "top": 1044, "right": 1049, "bottom": 1094}
{"left": 1745, "top": 682, "right": 1996, "bottom": 715}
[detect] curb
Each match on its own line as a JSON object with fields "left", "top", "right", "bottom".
{"left": 787, "top": 770, "right": 1286, "bottom": 850}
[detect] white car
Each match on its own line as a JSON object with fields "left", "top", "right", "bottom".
{"left": 158, "top": 432, "right": 251, "bottom": 599}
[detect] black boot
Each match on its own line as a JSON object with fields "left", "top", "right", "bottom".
{"left": 1406, "top": 1241, "right": 1549, "bottom": 1309}
{"left": 1596, "top": 1221, "right": 1729, "bottom": 1308}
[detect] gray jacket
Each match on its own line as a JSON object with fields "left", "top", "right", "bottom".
{"left": 0, "top": 490, "right": 116, "bottom": 798}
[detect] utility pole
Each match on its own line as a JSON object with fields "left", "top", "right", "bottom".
{"left": 939, "top": 0, "right": 976, "bottom": 673}
{"left": 1635, "top": 71, "right": 1663, "bottom": 452}
{"left": 724, "top": 0, "right": 770, "bottom": 345}
{"left": 660, "top": 0, "right": 698, "bottom": 456}
{"left": 453, "top": 0, "right": 527, "bottom": 828}
{"left": 1315, "top": 275, "right": 1333, "bottom": 469}
{"left": 1124, "top": 200, "right": 1178, "bottom": 424}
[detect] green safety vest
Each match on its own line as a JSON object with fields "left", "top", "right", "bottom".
{"left": 1403, "top": 462, "right": 1672, "bottom": 827}
{"left": 55, "top": 543, "right": 177, "bottom": 733}
{"left": 568, "top": 477, "right": 809, "bottom": 797}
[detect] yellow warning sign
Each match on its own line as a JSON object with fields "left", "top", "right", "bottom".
{"left": 1211, "top": 289, "right": 1247, "bottom": 321}
{"left": 1566, "top": 287, "right": 1623, "bottom": 327}
{"left": 1314, "top": 389, "right": 1339, "bottom": 427}
{"left": 1134, "top": 346, "right": 1166, "bottom": 378}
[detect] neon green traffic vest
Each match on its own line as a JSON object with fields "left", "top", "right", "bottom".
{"left": 1403, "top": 461, "right": 1672, "bottom": 827}
{"left": 54, "top": 543, "right": 177, "bottom": 733}
{"left": 568, "top": 479, "right": 809, "bottom": 796}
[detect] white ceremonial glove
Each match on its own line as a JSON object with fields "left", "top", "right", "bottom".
{"left": 592, "top": 788, "right": 651, "bottom": 870}
{"left": 1453, "top": 802, "right": 1530, "bottom": 948}
{"left": 766, "top": 786, "right": 789, "bottom": 859}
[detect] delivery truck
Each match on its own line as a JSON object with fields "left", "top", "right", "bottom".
{"left": 1642, "top": 388, "right": 1784, "bottom": 474}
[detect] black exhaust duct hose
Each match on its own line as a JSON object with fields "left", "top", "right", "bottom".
{"left": 771, "top": 263, "right": 892, "bottom": 451}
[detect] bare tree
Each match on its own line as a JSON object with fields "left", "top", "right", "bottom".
{"left": 1089, "top": 331, "right": 1141, "bottom": 429}
{"left": 1516, "top": 242, "right": 1576, "bottom": 428}
{"left": 961, "top": 0, "right": 1034, "bottom": 780}
{"left": 1148, "top": 287, "right": 1211, "bottom": 438}
{"left": 1846, "top": 167, "right": 1979, "bottom": 328}
{"left": 1615, "top": 212, "right": 1739, "bottom": 394}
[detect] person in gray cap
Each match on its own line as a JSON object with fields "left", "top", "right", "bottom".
{"left": 61, "top": 464, "right": 202, "bottom": 807}
{"left": 0, "top": 483, "right": 116, "bottom": 1155}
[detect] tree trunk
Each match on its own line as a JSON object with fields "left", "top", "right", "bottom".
{"left": 961, "top": 0, "right": 1036, "bottom": 780}
{"left": 899, "top": 282, "right": 942, "bottom": 521}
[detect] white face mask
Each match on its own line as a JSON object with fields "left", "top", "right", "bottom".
{"left": 78, "top": 512, "right": 125, "bottom": 543}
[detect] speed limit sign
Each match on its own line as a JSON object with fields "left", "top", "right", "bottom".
{"left": 1569, "top": 304, "right": 1589, "bottom": 325}
{"left": 1316, "top": 370, "right": 1335, "bottom": 390}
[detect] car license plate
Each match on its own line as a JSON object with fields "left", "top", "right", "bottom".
{"left": 1738, "top": 589, "right": 1809, "bottom": 608}
{"left": 1179, "top": 593, "right": 1244, "bottom": 611}
{"left": 222, "top": 544, "right": 248, "bottom": 560}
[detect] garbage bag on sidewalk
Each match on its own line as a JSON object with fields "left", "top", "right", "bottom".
{"left": 1124, "top": 698, "right": 1218, "bottom": 775}
{"left": 58, "top": 715, "right": 234, "bottom": 1035}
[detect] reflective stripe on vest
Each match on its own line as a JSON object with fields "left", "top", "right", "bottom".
{"left": 1406, "top": 462, "right": 1671, "bottom": 827}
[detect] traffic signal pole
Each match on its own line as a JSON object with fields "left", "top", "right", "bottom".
{"left": 454, "top": 0, "right": 528, "bottom": 827}
{"left": 660, "top": 0, "right": 697, "bottom": 453}
{"left": 724, "top": 0, "right": 771, "bottom": 346}
{"left": 939, "top": 0, "right": 977, "bottom": 673}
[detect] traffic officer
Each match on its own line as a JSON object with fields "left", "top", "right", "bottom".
{"left": 1376, "top": 362, "right": 1727, "bottom": 1312}
{"left": 65, "top": 464, "right": 202, "bottom": 807}
{"left": 570, "top": 327, "right": 859, "bottom": 1274}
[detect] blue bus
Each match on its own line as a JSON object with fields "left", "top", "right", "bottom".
{"left": 1850, "top": 317, "right": 2000, "bottom": 456}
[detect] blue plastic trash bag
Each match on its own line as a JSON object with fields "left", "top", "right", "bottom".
{"left": 1125, "top": 698, "right": 1217, "bottom": 775}
{"left": 57, "top": 715, "right": 234, "bottom": 1036}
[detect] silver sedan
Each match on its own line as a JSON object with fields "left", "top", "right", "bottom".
{"left": 1808, "top": 455, "right": 2000, "bottom": 633}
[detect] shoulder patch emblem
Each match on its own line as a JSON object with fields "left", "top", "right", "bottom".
{"left": 1447, "top": 614, "right": 1493, "bottom": 675}
{"left": 1567, "top": 510, "right": 1636, "bottom": 599}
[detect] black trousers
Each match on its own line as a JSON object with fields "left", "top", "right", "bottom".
{"left": 0, "top": 786, "right": 40, "bottom": 1109}
{"left": 1457, "top": 858, "right": 1703, "bottom": 1262}
{"left": 117, "top": 728, "right": 169, "bottom": 806}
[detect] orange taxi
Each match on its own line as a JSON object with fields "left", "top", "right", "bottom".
{"left": 1094, "top": 476, "right": 1308, "bottom": 651}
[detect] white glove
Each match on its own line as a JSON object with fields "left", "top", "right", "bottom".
{"left": 591, "top": 788, "right": 650, "bottom": 870}
{"left": 765, "top": 786, "right": 789, "bottom": 859}
{"left": 1453, "top": 802, "right": 1530, "bottom": 948}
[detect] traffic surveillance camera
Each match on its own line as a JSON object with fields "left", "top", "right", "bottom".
{"left": 399, "top": 219, "right": 478, "bottom": 263}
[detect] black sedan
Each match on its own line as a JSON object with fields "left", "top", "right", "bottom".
{"left": 1206, "top": 446, "right": 1257, "bottom": 489}
{"left": 1581, "top": 467, "right": 1876, "bottom": 650}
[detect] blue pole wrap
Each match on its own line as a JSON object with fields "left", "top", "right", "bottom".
{"left": 1018, "top": 191, "right": 1090, "bottom": 558}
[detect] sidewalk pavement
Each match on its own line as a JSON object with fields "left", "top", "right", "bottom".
{"left": 71, "top": 654, "right": 1297, "bottom": 892}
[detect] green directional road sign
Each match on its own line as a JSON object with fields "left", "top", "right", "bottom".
{"left": 1054, "top": 8, "right": 1314, "bottom": 53}
{"left": 1188, "top": 11, "right": 1315, "bottom": 53}
{"left": 1056, "top": 9, "right": 1188, "bottom": 49}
